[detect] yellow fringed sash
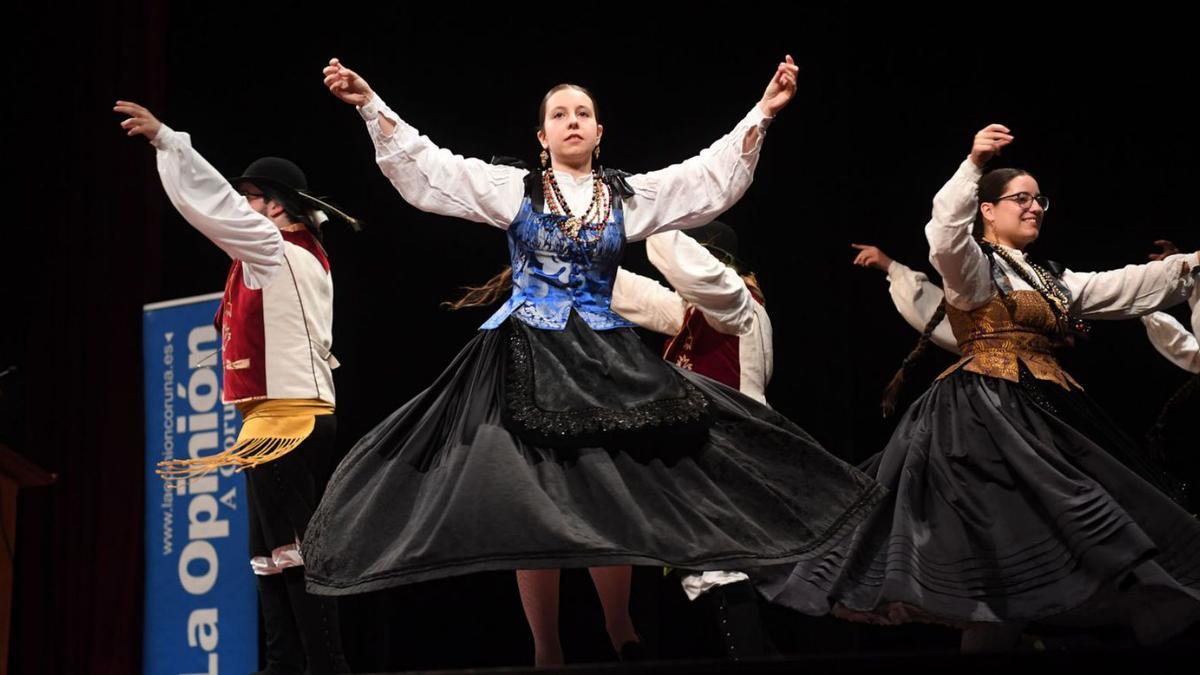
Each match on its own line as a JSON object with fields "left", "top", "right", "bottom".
{"left": 157, "top": 399, "right": 333, "bottom": 482}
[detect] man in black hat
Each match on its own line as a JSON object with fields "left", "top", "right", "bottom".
{"left": 116, "top": 100, "right": 351, "bottom": 674}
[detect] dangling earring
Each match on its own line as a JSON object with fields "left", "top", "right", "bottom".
{"left": 540, "top": 148, "right": 549, "bottom": 169}
{"left": 592, "top": 145, "right": 600, "bottom": 160}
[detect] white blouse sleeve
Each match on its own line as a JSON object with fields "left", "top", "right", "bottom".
{"left": 611, "top": 268, "right": 687, "bottom": 336}
{"left": 886, "top": 260, "right": 960, "bottom": 354}
{"left": 1063, "top": 252, "right": 1199, "bottom": 319}
{"left": 1193, "top": 270, "right": 1200, "bottom": 337}
{"left": 924, "top": 158, "right": 991, "bottom": 311}
{"left": 1141, "top": 311, "right": 1200, "bottom": 374}
{"left": 645, "top": 231, "right": 755, "bottom": 336}
{"left": 622, "top": 105, "right": 772, "bottom": 241}
{"left": 358, "top": 94, "right": 527, "bottom": 228}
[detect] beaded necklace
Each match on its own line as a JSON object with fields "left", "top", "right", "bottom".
{"left": 542, "top": 168, "right": 611, "bottom": 241}
{"left": 989, "top": 242, "right": 1091, "bottom": 337}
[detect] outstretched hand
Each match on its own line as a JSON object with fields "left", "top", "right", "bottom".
{"left": 969, "top": 124, "right": 1013, "bottom": 167}
{"left": 114, "top": 100, "right": 163, "bottom": 142}
{"left": 1147, "top": 239, "right": 1180, "bottom": 262}
{"left": 323, "top": 58, "right": 374, "bottom": 106}
{"left": 851, "top": 243, "right": 894, "bottom": 272}
{"left": 759, "top": 55, "right": 799, "bottom": 117}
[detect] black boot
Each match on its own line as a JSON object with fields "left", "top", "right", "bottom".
{"left": 706, "top": 580, "right": 773, "bottom": 661}
{"left": 282, "top": 567, "right": 351, "bottom": 674}
{"left": 254, "top": 572, "right": 305, "bottom": 675}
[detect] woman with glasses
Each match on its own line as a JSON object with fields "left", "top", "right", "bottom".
{"left": 759, "top": 124, "right": 1200, "bottom": 653}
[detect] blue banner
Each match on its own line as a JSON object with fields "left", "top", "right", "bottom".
{"left": 143, "top": 293, "right": 256, "bottom": 675}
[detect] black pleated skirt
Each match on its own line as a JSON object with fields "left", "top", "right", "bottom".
{"left": 756, "top": 368, "right": 1200, "bottom": 644}
{"left": 302, "top": 314, "right": 884, "bottom": 596}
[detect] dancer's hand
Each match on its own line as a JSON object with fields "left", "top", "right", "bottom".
{"left": 759, "top": 55, "right": 799, "bottom": 117}
{"left": 323, "top": 58, "right": 374, "bottom": 106}
{"left": 969, "top": 124, "right": 1013, "bottom": 167}
{"left": 1147, "top": 239, "right": 1180, "bottom": 262}
{"left": 851, "top": 243, "right": 894, "bottom": 272}
{"left": 114, "top": 100, "right": 163, "bottom": 142}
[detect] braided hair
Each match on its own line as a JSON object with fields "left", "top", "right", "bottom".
{"left": 1147, "top": 374, "right": 1200, "bottom": 447}
{"left": 881, "top": 299, "right": 948, "bottom": 417}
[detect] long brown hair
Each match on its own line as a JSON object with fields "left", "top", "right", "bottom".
{"left": 1147, "top": 374, "right": 1200, "bottom": 446}
{"left": 442, "top": 266, "right": 513, "bottom": 310}
{"left": 742, "top": 272, "right": 765, "bottom": 303}
{"left": 444, "top": 269, "right": 763, "bottom": 312}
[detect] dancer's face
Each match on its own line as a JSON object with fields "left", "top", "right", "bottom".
{"left": 980, "top": 174, "right": 1045, "bottom": 250}
{"left": 537, "top": 88, "right": 603, "bottom": 169}
{"left": 237, "top": 182, "right": 271, "bottom": 218}
{"left": 237, "top": 181, "right": 285, "bottom": 225}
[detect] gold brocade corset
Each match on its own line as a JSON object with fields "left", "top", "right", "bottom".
{"left": 938, "top": 291, "right": 1081, "bottom": 390}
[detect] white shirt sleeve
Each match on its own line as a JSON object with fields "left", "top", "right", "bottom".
{"left": 1063, "top": 252, "right": 1199, "bottom": 319}
{"left": 924, "top": 158, "right": 990, "bottom": 311}
{"left": 644, "top": 231, "right": 755, "bottom": 336}
{"left": 1141, "top": 271, "right": 1200, "bottom": 374}
{"left": 358, "top": 94, "right": 527, "bottom": 228}
{"left": 1193, "top": 270, "right": 1200, "bottom": 337}
{"left": 622, "top": 105, "right": 772, "bottom": 241}
{"left": 755, "top": 302, "right": 775, "bottom": 388}
{"left": 1141, "top": 311, "right": 1200, "bottom": 374}
{"left": 151, "top": 125, "right": 284, "bottom": 289}
{"left": 886, "top": 260, "right": 960, "bottom": 354}
{"left": 611, "top": 268, "right": 687, "bottom": 336}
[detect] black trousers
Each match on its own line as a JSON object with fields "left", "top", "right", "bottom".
{"left": 246, "top": 414, "right": 340, "bottom": 559}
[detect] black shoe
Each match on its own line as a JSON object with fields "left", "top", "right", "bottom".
{"left": 707, "top": 580, "right": 771, "bottom": 661}
{"left": 282, "top": 567, "right": 352, "bottom": 674}
{"left": 255, "top": 572, "right": 306, "bottom": 675}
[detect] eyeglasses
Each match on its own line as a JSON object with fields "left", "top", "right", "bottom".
{"left": 994, "top": 191, "right": 1050, "bottom": 212}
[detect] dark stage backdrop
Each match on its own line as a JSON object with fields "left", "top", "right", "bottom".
{"left": 8, "top": 4, "right": 1197, "bottom": 672}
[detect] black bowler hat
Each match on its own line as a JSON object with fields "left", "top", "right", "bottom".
{"left": 232, "top": 157, "right": 362, "bottom": 231}
{"left": 690, "top": 220, "right": 750, "bottom": 271}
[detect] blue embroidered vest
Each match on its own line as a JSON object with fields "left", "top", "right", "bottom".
{"left": 481, "top": 171, "right": 637, "bottom": 331}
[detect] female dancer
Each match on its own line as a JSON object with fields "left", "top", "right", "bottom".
{"left": 761, "top": 124, "right": 1200, "bottom": 653}
{"left": 303, "top": 58, "right": 883, "bottom": 666}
